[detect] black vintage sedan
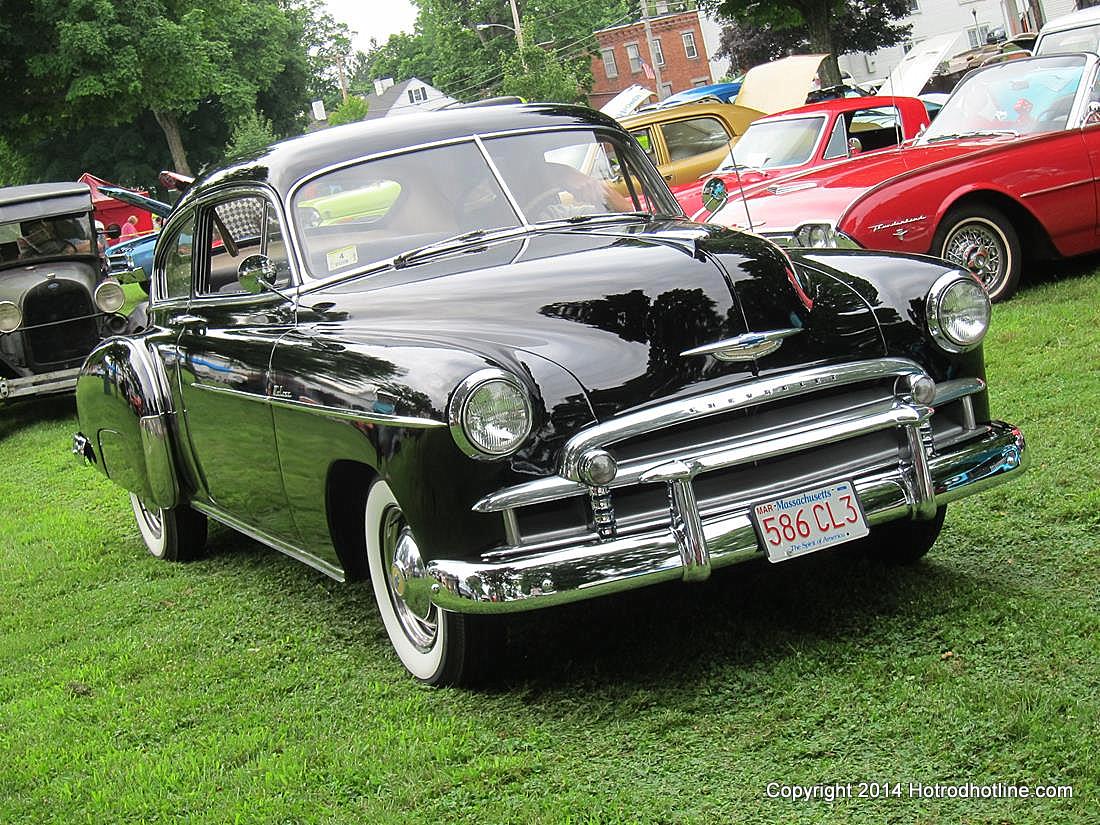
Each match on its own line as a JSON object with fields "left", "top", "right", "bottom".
{"left": 73, "top": 105, "right": 1027, "bottom": 685}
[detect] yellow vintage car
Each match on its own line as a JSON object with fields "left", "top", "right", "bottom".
{"left": 620, "top": 55, "right": 828, "bottom": 188}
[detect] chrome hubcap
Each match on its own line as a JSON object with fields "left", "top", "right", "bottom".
{"left": 944, "top": 223, "right": 1004, "bottom": 289}
{"left": 381, "top": 508, "right": 437, "bottom": 652}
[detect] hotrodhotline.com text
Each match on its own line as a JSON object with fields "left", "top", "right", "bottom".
{"left": 764, "top": 782, "right": 1074, "bottom": 802}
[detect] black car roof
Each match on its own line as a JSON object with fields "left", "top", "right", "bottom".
{"left": 181, "top": 104, "right": 623, "bottom": 207}
{"left": 0, "top": 182, "right": 93, "bottom": 224}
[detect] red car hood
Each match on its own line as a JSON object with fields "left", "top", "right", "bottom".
{"left": 709, "top": 139, "right": 998, "bottom": 233}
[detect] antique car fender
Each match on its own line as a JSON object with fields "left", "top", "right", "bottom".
{"left": 74, "top": 333, "right": 180, "bottom": 510}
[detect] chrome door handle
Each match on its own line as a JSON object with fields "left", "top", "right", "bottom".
{"left": 169, "top": 314, "right": 206, "bottom": 328}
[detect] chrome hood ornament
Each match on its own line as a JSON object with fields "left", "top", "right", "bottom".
{"left": 680, "top": 328, "right": 803, "bottom": 362}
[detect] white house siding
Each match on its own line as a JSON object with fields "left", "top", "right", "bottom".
{"left": 699, "top": 11, "right": 732, "bottom": 81}
{"left": 838, "top": 0, "right": 1012, "bottom": 86}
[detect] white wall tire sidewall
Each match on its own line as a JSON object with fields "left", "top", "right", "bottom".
{"left": 365, "top": 481, "right": 446, "bottom": 682}
{"left": 130, "top": 493, "right": 168, "bottom": 559}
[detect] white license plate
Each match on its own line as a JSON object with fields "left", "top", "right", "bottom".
{"left": 752, "top": 481, "right": 869, "bottom": 563}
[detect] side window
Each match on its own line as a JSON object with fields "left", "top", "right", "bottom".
{"left": 630, "top": 128, "right": 657, "bottom": 165}
{"left": 161, "top": 212, "right": 195, "bottom": 301}
{"left": 1084, "top": 69, "right": 1100, "bottom": 126}
{"left": 197, "top": 195, "right": 290, "bottom": 296}
{"left": 848, "top": 107, "right": 903, "bottom": 152}
{"left": 823, "top": 116, "right": 849, "bottom": 160}
{"left": 660, "top": 117, "right": 730, "bottom": 161}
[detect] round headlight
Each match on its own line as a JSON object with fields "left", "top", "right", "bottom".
{"left": 94, "top": 279, "right": 126, "bottom": 314}
{"left": 0, "top": 300, "right": 21, "bottom": 333}
{"left": 449, "top": 370, "right": 533, "bottom": 459}
{"left": 927, "top": 273, "right": 991, "bottom": 353}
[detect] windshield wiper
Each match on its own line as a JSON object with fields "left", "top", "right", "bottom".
{"left": 925, "top": 129, "right": 1018, "bottom": 143}
{"left": 391, "top": 226, "right": 525, "bottom": 269}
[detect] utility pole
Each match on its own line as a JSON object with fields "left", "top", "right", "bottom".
{"left": 335, "top": 53, "right": 349, "bottom": 103}
{"left": 509, "top": 0, "right": 526, "bottom": 53}
{"left": 640, "top": 0, "right": 666, "bottom": 100}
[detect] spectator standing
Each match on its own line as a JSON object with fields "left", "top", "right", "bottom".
{"left": 119, "top": 214, "right": 140, "bottom": 241}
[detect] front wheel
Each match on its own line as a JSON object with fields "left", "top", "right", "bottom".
{"left": 365, "top": 480, "right": 497, "bottom": 685}
{"left": 865, "top": 506, "right": 947, "bottom": 565}
{"left": 129, "top": 493, "right": 208, "bottom": 561}
{"left": 934, "top": 205, "right": 1021, "bottom": 302}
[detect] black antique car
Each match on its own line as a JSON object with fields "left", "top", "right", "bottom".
{"left": 0, "top": 183, "right": 128, "bottom": 402}
{"left": 73, "top": 106, "right": 1027, "bottom": 684}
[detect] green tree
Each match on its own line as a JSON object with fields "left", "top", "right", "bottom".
{"left": 3, "top": 0, "right": 311, "bottom": 176}
{"left": 500, "top": 43, "right": 586, "bottom": 103}
{"left": 225, "top": 111, "right": 278, "bottom": 159}
{"left": 327, "top": 96, "right": 370, "bottom": 126}
{"left": 712, "top": 0, "right": 913, "bottom": 86}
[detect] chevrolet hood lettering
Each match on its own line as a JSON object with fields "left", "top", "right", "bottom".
{"left": 680, "top": 328, "right": 803, "bottom": 362}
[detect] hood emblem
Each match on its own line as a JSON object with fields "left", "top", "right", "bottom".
{"left": 681, "top": 328, "right": 803, "bottom": 362}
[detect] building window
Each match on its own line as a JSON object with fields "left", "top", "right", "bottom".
{"left": 966, "top": 23, "right": 991, "bottom": 48}
{"left": 908, "top": 0, "right": 919, "bottom": 12}
{"left": 407, "top": 87, "right": 427, "bottom": 104}
{"left": 602, "top": 48, "right": 618, "bottom": 78}
{"left": 626, "top": 43, "right": 643, "bottom": 73}
{"left": 652, "top": 37, "right": 665, "bottom": 66}
{"left": 659, "top": 82, "right": 673, "bottom": 99}
{"left": 682, "top": 31, "right": 698, "bottom": 59}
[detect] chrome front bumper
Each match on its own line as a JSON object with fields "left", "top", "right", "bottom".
{"left": 0, "top": 367, "right": 81, "bottom": 401}
{"left": 427, "top": 422, "right": 1026, "bottom": 614}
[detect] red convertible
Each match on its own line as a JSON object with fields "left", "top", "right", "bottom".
{"left": 677, "top": 95, "right": 930, "bottom": 220}
{"left": 706, "top": 53, "right": 1100, "bottom": 301}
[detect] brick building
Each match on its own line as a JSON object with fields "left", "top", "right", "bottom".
{"left": 589, "top": 5, "right": 713, "bottom": 109}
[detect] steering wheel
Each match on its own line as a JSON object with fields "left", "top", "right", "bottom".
{"left": 524, "top": 187, "right": 566, "bottom": 222}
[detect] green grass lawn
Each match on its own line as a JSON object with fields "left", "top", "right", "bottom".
{"left": 1, "top": 267, "right": 1097, "bottom": 824}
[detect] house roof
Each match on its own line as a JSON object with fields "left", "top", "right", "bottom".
{"left": 362, "top": 78, "right": 456, "bottom": 120}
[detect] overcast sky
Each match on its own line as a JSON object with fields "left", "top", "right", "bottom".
{"left": 324, "top": 0, "right": 418, "bottom": 54}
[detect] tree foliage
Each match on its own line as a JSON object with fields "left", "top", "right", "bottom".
{"left": 712, "top": 0, "right": 913, "bottom": 85}
{"left": 0, "top": 0, "right": 341, "bottom": 187}
{"left": 500, "top": 43, "right": 586, "bottom": 104}
{"left": 327, "top": 96, "right": 370, "bottom": 126}
{"left": 225, "top": 112, "right": 278, "bottom": 159}
{"left": 355, "top": 0, "right": 630, "bottom": 103}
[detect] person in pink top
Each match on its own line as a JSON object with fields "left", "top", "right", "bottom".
{"left": 119, "top": 214, "right": 140, "bottom": 241}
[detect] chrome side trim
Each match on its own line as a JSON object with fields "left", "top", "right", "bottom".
{"left": 190, "top": 500, "right": 346, "bottom": 582}
{"left": 429, "top": 423, "right": 1026, "bottom": 614}
{"left": 191, "top": 382, "right": 445, "bottom": 428}
{"left": 679, "top": 328, "right": 803, "bottom": 361}
{"left": 477, "top": 393, "right": 929, "bottom": 513}
{"left": 558, "top": 358, "right": 928, "bottom": 481}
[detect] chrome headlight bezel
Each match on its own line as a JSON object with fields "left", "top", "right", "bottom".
{"left": 0, "top": 300, "right": 21, "bottom": 333}
{"left": 448, "top": 368, "right": 534, "bottom": 460}
{"left": 926, "top": 272, "right": 991, "bottom": 354}
{"left": 792, "top": 222, "right": 860, "bottom": 250}
{"left": 94, "top": 278, "right": 127, "bottom": 314}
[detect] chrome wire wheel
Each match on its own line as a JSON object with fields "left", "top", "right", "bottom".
{"left": 935, "top": 207, "right": 1021, "bottom": 302}
{"left": 380, "top": 507, "right": 439, "bottom": 653}
{"left": 942, "top": 218, "right": 1007, "bottom": 290}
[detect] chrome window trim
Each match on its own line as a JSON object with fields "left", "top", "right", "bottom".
{"left": 288, "top": 123, "right": 680, "bottom": 290}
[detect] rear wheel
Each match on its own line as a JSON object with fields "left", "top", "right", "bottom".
{"left": 365, "top": 480, "right": 497, "bottom": 686}
{"left": 129, "top": 493, "right": 208, "bottom": 561}
{"left": 866, "top": 506, "right": 947, "bottom": 565}
{"left": 934, "top": 205, "right": 1021, "bottom": 302}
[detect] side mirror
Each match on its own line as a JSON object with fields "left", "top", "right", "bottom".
{"left": 237, "top": 254, "right": 278, "bottom": 294}
{"left": 701, "top": 177, "right": 729, "bottom": 214}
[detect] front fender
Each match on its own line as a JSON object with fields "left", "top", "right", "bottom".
{"left": 75, "top": 334, "right": 180, "bottom": 509}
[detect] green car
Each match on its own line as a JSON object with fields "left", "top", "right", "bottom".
{"left": 296, "top": 180, "right": 402, "bottom": 226}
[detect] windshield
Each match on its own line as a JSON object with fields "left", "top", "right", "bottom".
{"left": 721, "top": 116, "right": 826, "bottom": 171}
{"left": 0, "top": 212, "right": 95, "bottom": 265}
{"left": 1036, "top": 25, "right": 1100, "bottom": 55}
{"left": 292, "top": 128, "right": 677, "bottom": 278}
{"left": 920, "top": 55, "right": 1086, "bottom": 142}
